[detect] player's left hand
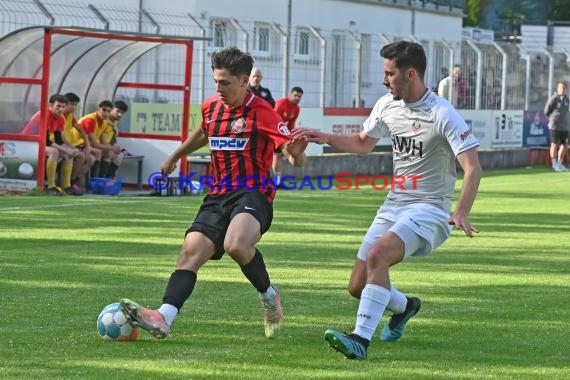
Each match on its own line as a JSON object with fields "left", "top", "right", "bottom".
{"left": 448, "top": 214, "right": 479, "bottom": 237}
{"left": 286, "top": 136, "right": 308, "bottom": 156}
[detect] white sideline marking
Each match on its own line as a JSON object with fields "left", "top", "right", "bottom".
{"left": 0, "top": 199, "right": 148, "bottom": 212}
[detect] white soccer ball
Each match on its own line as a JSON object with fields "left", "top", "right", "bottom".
{"left": 18, "top": 162, "right": 34, "bottom": 179}
{"left": 0, "top": 161, "right": 7, "bottom": 177}
{"left": 96, "top": 302, "right": 140, "bottom": 341}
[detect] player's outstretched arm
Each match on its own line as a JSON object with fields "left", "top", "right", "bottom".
{"left": 160, "top": 128, "right": 208, "bottom": 175}
{"left": 292, "top": 128, "right": 377, "bottom": 154}
{"left": 450, "top": 148, "right": 482, "bottom": 237}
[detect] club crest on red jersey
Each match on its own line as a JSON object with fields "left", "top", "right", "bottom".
{"left": 231, "top": 117, "right": 247, "bottom": 134}
{"left": 277, "top": 122, "right": 291, "bottom": 135}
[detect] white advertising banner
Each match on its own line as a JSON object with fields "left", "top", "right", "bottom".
{"left": 458, "top": 110, "right": 524, "bottom": 148}
{"left": 490, "top": 111, "right": 524, "bottom": 148}
{"left": 302, "top": 108, "right": 527, "bottom": 151}
{"left": 0, "top": 140, "right": 39, "bottom": 191}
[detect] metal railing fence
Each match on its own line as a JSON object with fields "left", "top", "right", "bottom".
{"left": 0, "top": 0, "right": 567, "bottom": 110}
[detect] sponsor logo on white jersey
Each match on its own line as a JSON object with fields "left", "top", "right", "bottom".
{"left": 210, "top": 137, "right": 249, "bottom": 150}
{"left": 412, "top": 120, "right": 421, "bottom": 134}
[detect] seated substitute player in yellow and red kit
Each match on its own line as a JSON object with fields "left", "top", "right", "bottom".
{"left": 101, "top": 100, "right": 129, "bottom": 178}
{"left": 62, "top": 92, "right": 95, "bottom": 194}
{"left": 78, "top": 100, "right": 121, "bottom": 178}
{"left": 272, "top": 86, "right": 304, "bottom": 186}
{"left": 23, "top": 94, "right": 78, "bottom": 195}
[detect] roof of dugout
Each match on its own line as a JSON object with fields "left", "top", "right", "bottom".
{"left": 0, "top": 26, "right": 206, "bottom": 187}
{"left": 0, "top": 26, "right": 205, "bottom": 119}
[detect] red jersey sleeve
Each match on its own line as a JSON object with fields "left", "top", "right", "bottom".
{"left": 257, "top": 107, "right": 292, "bottom": 150}
{"left": 80, "top": 118, "right": 97, "bottom": 134}
{"left": 200, "top": 102, "right": 209, "bottom": 132}
{"left": 21, "top": 112, "right": 40, "bottom": 135}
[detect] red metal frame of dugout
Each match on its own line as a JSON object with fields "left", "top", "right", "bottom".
{"left": 0, "top": 27, "right": 194, "bottom": 189}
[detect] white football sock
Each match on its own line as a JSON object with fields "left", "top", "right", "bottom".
{"left": 353, "top": 284, "right": 390, "bottom": 341}
{"left": 260, "top": 284, "right": 276, "bottom": 299}
{"left": 387, "top": 286, "right": 407, "bottom": 314}
{"left": 157, "top": 303, "right": 179, "bottom": 327}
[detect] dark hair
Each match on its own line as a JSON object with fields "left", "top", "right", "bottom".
{"left": 113, "top": 100, "right": 129, "bottom": 112}
{"left": 49, "top": 94, "right": 67, "bottom": 104}
{"left": 99, "top": 100, "right": 113, "bottom": 109}
{"left": 64, "top": 92, "right": 80, "bottom": 104}
{"left": 380, "top": 41, "right": 426, "bottom": 79}
{"left": 211, "top": 46, "right": 254, "bottom": 77}
{"left": 291, "top": 86, "right": 304, "bottom": 94}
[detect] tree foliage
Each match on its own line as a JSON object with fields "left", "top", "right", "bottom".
{"left": 498, "top": 0, "right": 538, "bottom": 35}
{"left": 464, "top": 0, "right": 491, "bottom": 27}
{"left": 547, "top": 0, "right": 570, "bottom": 20}
{"left": 464, "top": 0, "right": 480, "bottom": 27}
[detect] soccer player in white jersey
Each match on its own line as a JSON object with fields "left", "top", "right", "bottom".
{"left": 293, "top": 41, "right": 482, "bottom": 360}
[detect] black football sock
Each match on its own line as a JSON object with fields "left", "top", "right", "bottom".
{"left": 162, "top": 269, "right": 197, "bottom": 310}
{"left": 90, "top": 160, "right": 100, "bottom": 177}
{"left": 98, "top": 160, "right": 110, "bottom": 178}
{"left": 240, "top": 248, "right": 271, "bottom": 293}
{"left": 107, "top": 162, "right": 119, "bottom": 178}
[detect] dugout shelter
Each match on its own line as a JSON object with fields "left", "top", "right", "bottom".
{"left": 0, "top": 26, "right": 199, "bottom": 191}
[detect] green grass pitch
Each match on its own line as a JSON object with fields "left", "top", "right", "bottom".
{"left": 0, "top": 167, "right": 568, "bottom": 379}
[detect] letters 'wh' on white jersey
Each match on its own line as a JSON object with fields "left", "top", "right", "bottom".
{"left": 363, "top": 89, "right": 479, "bottom": 211}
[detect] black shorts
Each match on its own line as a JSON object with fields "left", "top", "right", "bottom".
{"left": 550, "top": 130, "right": 569, "bottom": 145}
{"left": 186, "top": 190, "right": 273, "bottom": 260}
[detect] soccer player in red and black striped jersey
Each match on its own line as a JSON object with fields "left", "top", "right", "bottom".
{"left": 120, "top": 47, "right": 307, "bottom": 341}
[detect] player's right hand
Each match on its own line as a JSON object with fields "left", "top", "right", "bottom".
{"left": 160, "top": 158, "right": 176, "bottom": 175}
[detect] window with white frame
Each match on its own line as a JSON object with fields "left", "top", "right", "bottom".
{"left": 211, "top": 20, "right": 226, "bottom": 48}
{"left": 253, "top": 24, "right": 270, "bottom": 53}
{"left": 296, "top": 29, "right": 310, "bottom": 56}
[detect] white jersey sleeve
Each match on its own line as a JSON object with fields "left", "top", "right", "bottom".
{"left": 362, "top": 95, "right": 391, "bottom": 140}
{"left": 434, "top": 102, "right": 479, "bottom": 156}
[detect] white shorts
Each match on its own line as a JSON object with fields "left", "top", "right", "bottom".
{"left": 356, "top": 201, "right": 452, "bottom": 261}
